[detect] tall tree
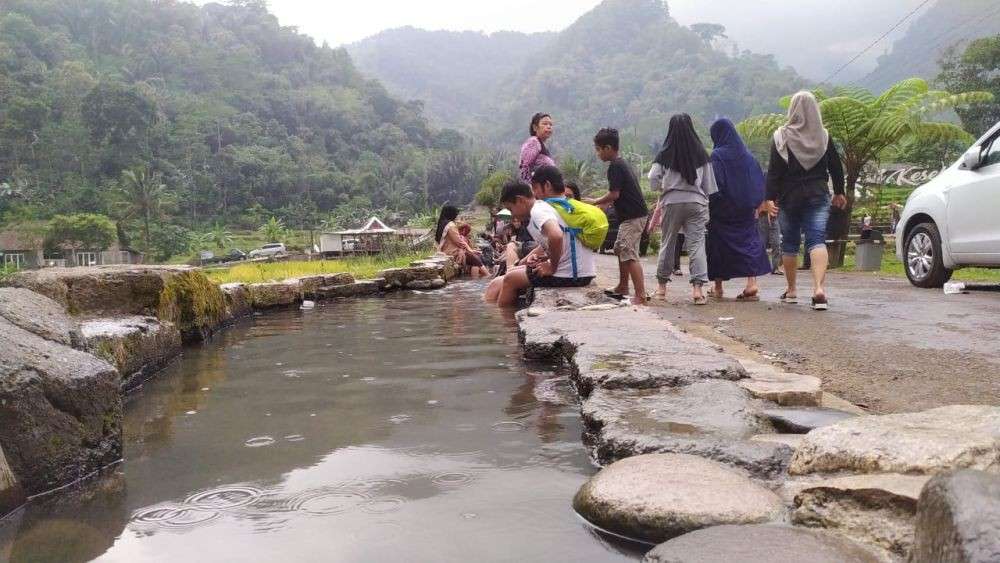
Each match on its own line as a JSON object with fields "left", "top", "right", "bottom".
{"left": 937, "top": 35, "right": 1000, "bottom": 137}
{"left": 117, "top": 166, "right": 170, "bottom": 254}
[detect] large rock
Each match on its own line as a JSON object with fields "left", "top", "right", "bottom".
{"left": 643, "top": 525, "right": 883, "bottom": 563}
{"left": 738, "top": 359, "right": 822, "bottom": 407}
{"left": 411, "top": 256, "right": 459, "bottom": 281}
{"left": 763, "top": 407, "right": 858, "bottom": 434}
{"left": 4, "top": 265, "right": 193, "bottom": 317}
{"left": 219, "top": 283, "right": 252, "bottom": 323}
{"left": 581, "top": 382, "right": 790, "bottom": 479}
{"left": 0, "top": 287, "right": 78, "bottom": 346}
{"left": 791, "top": 473, "right": 931, "bottom": 558}
{"left": 248, "top": 280, "right": 301, "bottom": 308}
{"left": 0, "top": 444, "right": 25, "bottom": 518}
{"left": 790, "top": 405, "right": 1000, "bottom": 476}
{"left": 378, "top": 266, "right": 440, "bottom": 288}
{"left": 316, "top": 280, "right": 383, "bottom": 299}
{"left": 0, "top": 318, "right": 122, "bottom": 495}
{"left": 80, "top": 316, "right": 182, "bottom": 390}
{"left": 573, "top": 454, "right": 784, "bottom": 544}
{"left": 911, "top": 470, "right": 1000, "bottom": 563}
{"left": 405, "top": 278, "right": 446, "bottom": 290}
{"left": 575, "top": 347, "right": 746, "bottom": 398}
{"left": 297, "top": 273, "right": 354, "bottom": 298}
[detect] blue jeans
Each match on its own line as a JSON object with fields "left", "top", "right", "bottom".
{"left": 779, "top": 194, "right": 831, "bottom": 256}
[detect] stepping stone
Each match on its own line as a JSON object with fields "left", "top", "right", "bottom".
{"left": 573, "top": 454, "right": 784, "bottom": 545}
{"left": 643, "top": 525, "right": 883, "bottom": 563}
{"left": 790, "top": 405, "right": 1000, "bottom": 476}
{"left": 738, "top": 360, "right": 822, "bottom": 407}
{"left": 763, "top": 407, "right": 857, "bottom": 434}
{"left": 911, "top": 470, "right": 1000, "bottom": 563}
{"left": 582, "top": 383, "right": 791, "bottom": 479}
{"left": 791, "top": 473, "right": 932, "bottom": 558}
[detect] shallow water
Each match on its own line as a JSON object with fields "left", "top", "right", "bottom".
{"left": 0, "top": 283, "right": 642, "bottom": 562}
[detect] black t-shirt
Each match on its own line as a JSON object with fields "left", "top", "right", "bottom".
{"left": 607, "top": 157, "right": 648, "bottom": 221}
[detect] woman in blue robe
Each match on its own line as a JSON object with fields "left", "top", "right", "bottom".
{"left": 705, "top": 118, "right": 773, "bottom": 300}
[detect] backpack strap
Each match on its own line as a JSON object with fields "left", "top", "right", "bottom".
{"left": 544, "top": 197, "right": 573, "bottom": 213}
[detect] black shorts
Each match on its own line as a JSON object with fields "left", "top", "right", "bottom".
{"left": 526, "top": 269, "right": 595, "bottom": 288}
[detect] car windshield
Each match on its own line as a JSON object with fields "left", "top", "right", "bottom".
{"left": 262, "top": 244, "right": 282, "bottom": 249}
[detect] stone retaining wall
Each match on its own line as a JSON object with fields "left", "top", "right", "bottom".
{"left": 0, "top": 254, "right": 459, "bottom": 518}
{"left": 517, "top": 287, "right": 1000, "bottom": 562}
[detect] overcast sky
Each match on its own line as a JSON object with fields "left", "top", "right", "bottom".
{"left": 195, "top": 0, "right": 933, "bottom": 80}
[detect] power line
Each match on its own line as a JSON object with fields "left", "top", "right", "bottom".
{"left": 821, "top": 0, "right": 935, "bottom": 84}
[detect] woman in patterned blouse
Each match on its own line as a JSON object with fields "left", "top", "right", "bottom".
{"left": 519, "top": 113, "right": 556, "bottom": 184}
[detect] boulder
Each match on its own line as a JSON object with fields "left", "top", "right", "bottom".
{"left": 378, "top": 266, "right": 440, "bottom": 288}
{"left": 791, "top": 473, "right": 931, "bottom": 558}
{"left": 321, "top": 272, "right": 354, "bottom": 287}
{"left": 763, "top": 407, "right": 858, "bottom": 434}
{"left": 0, "top": 287, "right": 78, "bottom": 346}
{"left": 581, "top": 382, "right": 790, "bottom": 479}
{"left": 911, "top": 470, "right": 1000, "bottom": 563}
{"left": 248, "top": 281, "right": 301, "bottom": 309}
{"left": 405, "top": 278, "right": 446, "bottom": 290}
{"left": 3, "top": 265, "right": 194, "bottom": 317}
{"left": 80, "top": 316, "right": 183, "bottom": 390}
{"left": 790, "top": 405, "right": 1000, "bottom": 476}
{"left": 316, "top": 280, "right": 382, "bottom": 299}
{"left": 0, "top": 317, "right": 122, "bottom": 495}
{"left": 412, "top": 256, "right": 459, "bottom": 281}
{"left": 297, "top": 275, "right": 326, "bottom": 298}
{"left": 643, "top": 525, "right": 883, "bottom": 563}
{"left": 219, "top": 283, "right": 252, "bottom": 323}
{"left": 573, "top": 454, "right": 784, "bottom": 544}
{"left": 738, "top": 360, "right": 822, "bottom": 407}
{"left": 0, "top": 444, "right": 25, "bottom": 518}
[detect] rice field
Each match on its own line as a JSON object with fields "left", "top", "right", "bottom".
{"left": 204, "top": 252, "right": 427, "bottom": 285}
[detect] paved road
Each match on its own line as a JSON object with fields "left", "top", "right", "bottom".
{"left": 592, "top": 254, "right": 1000, "bottom": 414}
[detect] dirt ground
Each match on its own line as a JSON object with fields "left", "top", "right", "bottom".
{"left": 592, "top": 254, "right": 1000, "bottom": 414}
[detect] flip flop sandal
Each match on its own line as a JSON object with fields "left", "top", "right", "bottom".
{"left": 706, "top": 289, "right": 723, "bottom": 299}
{"left": 693, "top": 296, "right": 708, "bottom": 306}
{"left": 780, "top": 292, "right": 798, "bottom": 304}
{"left": 736, "top": 292, "right": 760, "bottom": 302}
{"left": 811, "top": 295, "right": 829, "bottom": 311}
{"left": 603, "top": 288, "right": 625, "bottom": 299}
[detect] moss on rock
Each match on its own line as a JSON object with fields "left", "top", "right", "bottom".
{"left": 157, "top": 271, "right": 225, "bottom": 342}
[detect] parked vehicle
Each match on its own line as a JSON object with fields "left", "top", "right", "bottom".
{"left": 198, "top": 248, "right": 248, "bottom": 265}
{"left": 896, "top": 120, "right": 1000, "bottom": 287}
{"left": 248, "top": 243, "right": 287, "bottom": 259}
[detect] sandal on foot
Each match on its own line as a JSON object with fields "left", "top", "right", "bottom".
{"left": 603, "top": 288, "right": 625, "bottom": 300}
{"left": 693, "top": 296, "right": 708, "bottom": 306}
{"left": 811, "top": 295, "right": 829, "bottom": 311}
{"left": 706, "top": 288, "right": 723, "bottom": 299}
{"left": 653, "top": 291, "right": 667, "bottom": 301}
{"left": 736, "top": 291, "right": 760, "bottom": 302}
{"left": 780, "top": 292, "right": 798, "bottom": 304}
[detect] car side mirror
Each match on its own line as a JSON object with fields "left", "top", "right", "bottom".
{"left": 961, "top": 147, "right": 982, "bottom": 170}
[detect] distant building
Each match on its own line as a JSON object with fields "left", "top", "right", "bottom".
{"left": 0, "top": 223, "right": 142, "bottom": 270}
{"left": 319, "top": 216, "right": 429, "bottom": 255}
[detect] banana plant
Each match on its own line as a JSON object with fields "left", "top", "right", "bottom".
{"left": 738, "top": 78, "right": 993, "bottom": 238}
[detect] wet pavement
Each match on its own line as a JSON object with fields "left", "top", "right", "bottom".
{"left": 0, "top": 282, "right": 643, "bottom": 562}
{"left": 594, "top": 254, "right": 1000, "bottom": 414}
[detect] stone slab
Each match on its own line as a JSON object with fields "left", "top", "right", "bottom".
{"left": 643, "top": 525, "right": 883, "bottom": 563}
{"left": 80, "top": 316, "right": 183, "bottom": 390}
{"left": 378, "top": 266, "right": 440, "bottom": 288}
{"left": 220, "top": 283, "right": 252, "bottom": 323}
{"left": 763, "top": 407, "right": 858, "bottom": 434}
{"left": 0, "top": 287, "right": 78, "bottom": 346}
{"left": 573, "top": 454, "right": 784, "bottom": 544}
{"left": 751, "top": 433, "right": 805, "bottom": 449}
{"left": 738, "top": 359, "right": 822, "bottom": 407}
{"left": 248, "top": 281, "right": 301, "bottom": 308}
{"left": 911, "top": 470, "right": 1000, "bottom": 563}
{"left": 790, "top": 405, "right": 1000, "bottom": 476}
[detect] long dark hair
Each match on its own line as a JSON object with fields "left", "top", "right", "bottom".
{"left": 434, "top": 205, "right": 459, "bottom": 243}
{"left": 529, "top": 112, "right": 551, "bottom": 157}
{"left": 654, "top": 113, "right": 709, "bottom": 186}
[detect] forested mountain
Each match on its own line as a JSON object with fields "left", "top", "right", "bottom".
{"left": 348, "top": 28, "right": 555, "bottom": 130}
{"left": 0, "top": 0, "right": 482, "bottom": 257}
{"left": 348, "top": 0, "right": 808, "bottom": 154}
{"left": 860, "top": 0, "right": 1000, "bottom": 93}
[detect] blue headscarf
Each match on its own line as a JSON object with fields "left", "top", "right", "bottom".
{"left": 710, "top": 118, "right": 765, "bottom": 211}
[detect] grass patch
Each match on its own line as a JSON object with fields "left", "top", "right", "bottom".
{"left": 840, "top": 244, "right": 1000, "bottom": 283}
{"left": 205, "top": 252, "right": 428, "bottom": 285}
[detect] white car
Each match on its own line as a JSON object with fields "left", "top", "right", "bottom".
{"left": 248, "top": 243, "right": 287, "bottom": 259}
{"left": 896, "top": 121, "right": 1000, "bottom": 287}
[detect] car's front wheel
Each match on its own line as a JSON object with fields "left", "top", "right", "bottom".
{"left": 904, "top": 222, "right": 953, "bottom": 288}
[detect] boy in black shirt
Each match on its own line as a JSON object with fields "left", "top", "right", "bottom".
{"left": 587, "top": 128, "right": 649, "bottom": 305}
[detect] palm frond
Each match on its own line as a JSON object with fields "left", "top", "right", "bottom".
{"left": 736, "top": 114, "right": 784, "bottom": 141}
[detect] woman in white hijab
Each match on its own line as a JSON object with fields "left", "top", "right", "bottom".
{"left": 762, "top": 91, "right": 847, "bottom": 311}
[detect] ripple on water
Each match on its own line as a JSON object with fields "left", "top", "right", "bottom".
{"left": 388, "top": 414, "right": 412, "bottom": 424}
{"left": 132, "top": 505, "right": 220, "bottom": 529}
{"left": 291, "top": 487, "right": 371, "bottom": 516}
{"left": 491, "top": 421, "right": 527, "bottom": 433}
{"left": 431, "top": 472, "right": 474, "bottom": 487}
{"left": 244, "top": 436, "right": 276, "bottom": 448}
{"left": 186, "top": 486, "right": 264, "bottom": 509}
{"left": 360, "top": 496, "right": 406, "bottom": 515}
{"left": 284, "top": 434, "right": 305, "bottom": 442}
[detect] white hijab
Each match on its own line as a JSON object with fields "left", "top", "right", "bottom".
{"left": 773, "top": 91, "right": 829, "bottom": 171}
